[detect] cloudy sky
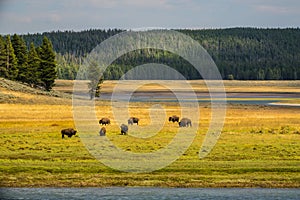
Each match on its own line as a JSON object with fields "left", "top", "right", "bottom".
{"left": 0, "top": 0, "right": 299, "bottom": 34}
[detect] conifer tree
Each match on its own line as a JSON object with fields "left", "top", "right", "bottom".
{"left": 5, "top": 35, "right": 18, "bottom": 80}
{"left": 38, "top": 36, "right": 57, "bottom": 91}
{"left": 11, "top": 34, "right": 28, "bottom": 82}
{"left": 27, "top": 42, "right": 40, "bottom": 86}
{"left": 0, "top": 36, "right": 8, "bottom": 78}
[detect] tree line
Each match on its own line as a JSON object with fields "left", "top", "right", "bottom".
{"left": 181, "top": 28, "right": 300, "bottom": 80}
{"left": 5, "top": 28, "right": 300, "bottom": 81}
{"left": 0, "top": 34, "right": 56, "bottom": 90}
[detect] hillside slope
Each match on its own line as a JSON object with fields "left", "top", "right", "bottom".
{"left": 0, "top": 78, "right": 71, "bottom": 104}
{"left": 21, "top": 28, "right": 300, "bottom": 80}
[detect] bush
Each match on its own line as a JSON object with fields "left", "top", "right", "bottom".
{"left": 227, "top": 74, "right": 234, "bottom": 80}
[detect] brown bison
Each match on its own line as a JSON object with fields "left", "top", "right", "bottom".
{"left": 120, "top": 124, "right": 128, "bottom": 135}
{"left": 169, "top": 115, "right": 179, "bottom": 123}
{"left": 179, "top": 118, "right": 192, "bottom": 127}
{"left": 61, "top": 128, "right": 77, "bottom": 139}
{"left": 128, "top": 117, "right": 139, "bottom": 125}
{"left": 99, "top": 127, "right": 106, "bottom": 136}
{"left": 99, "top": 118, "right": 110, "bottom": 125}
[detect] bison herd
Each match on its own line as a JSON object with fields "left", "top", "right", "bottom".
{"left": 98, "top": 117, "right": 139, "bottom": 136}
{"left": 97, "top": 115, "right": 191, "bottom": 136}
{"left": 61, "top": 115, "right": 191, "bottom": 138}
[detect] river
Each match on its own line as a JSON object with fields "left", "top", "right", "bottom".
{"left": 1, "top": 187, "right": 299, "bottom": 200}
{"left": 98, "top": 91, "right": 300, "bottom": 107}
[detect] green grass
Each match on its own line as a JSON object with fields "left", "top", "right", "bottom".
{"left": 0, "top": 79, "right": 299, "bottom": 187}
{"left": 0, "top": 103, "right": 299, "bottom": 187}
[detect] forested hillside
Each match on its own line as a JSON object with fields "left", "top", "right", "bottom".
{"left": 182, "top": 28, "right": 300, "bottom": 80}
{"left": 14, "top": 28, "right": 300, "bottom": 80}
{"left": 0, "top": 35, "right": 56, "bottom": 90}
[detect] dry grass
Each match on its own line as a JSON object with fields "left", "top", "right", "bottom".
{"left": 0, "top": 78, "right": 71, "bottom": 104}
{"left": 0, "top": 79, "right": 299, "bottom": 187}
{"left": 0, "top": 102, "right": 299, "bottom": 187}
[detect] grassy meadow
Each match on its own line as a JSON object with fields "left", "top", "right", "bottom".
{"left": 0, "top": 79, "right": 299, "bottom": 187}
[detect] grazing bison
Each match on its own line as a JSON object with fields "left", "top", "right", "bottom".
{"left": 179, "top": 118, "right": 192, "bottom": 127}
{"left": 99, "top": 118, "right": 110, "bottom": 125}
{"left": 120, "top": 124, "right": 128, "bottom": 135}
{"left": 61, "top": 128, "right": 77, "bottom": 139}
{"left": 128, "top": 117, "right": 139, "bottom": 125}
{"left": 99, "top": 127, "right": 106, "bottom": 136}
{"left": 169, "top": 115, "right": 180, "bottom": 123}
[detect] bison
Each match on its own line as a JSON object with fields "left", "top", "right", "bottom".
{"left": 179, "top": 118, "right": 192, "bottom": 127}
{"left": 99, "top": 118, "right": 110, "bottom": 125}
{"left": 128, "top": 117, "right": 139, "bottom": 125}
{"left": 99, "top": 127, "right": 106, "bottom": 136}
{"left": 169, "top": 115, "right": 179, "bottom": 123}
{"left": 120, "top": 124, "right": 128, "bottom": 135}
{"left": 61, "top": 128, "right": 77, "bottom": 139}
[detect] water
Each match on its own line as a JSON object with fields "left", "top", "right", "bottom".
{"left": 1, "top": 188, "right": 299, "bottom": 200}
{"left": 98, "top": 92, "right": 300, "bottom": 107}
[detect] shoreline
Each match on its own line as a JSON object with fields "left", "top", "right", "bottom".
{"left": 268, "top": 102, "right": 300, "bottom": 107}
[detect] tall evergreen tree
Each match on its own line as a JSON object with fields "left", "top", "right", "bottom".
{"left": 0, "top": 36, "right": 8, "bottom": 78}
{"left": 11, "top": 34, "right": 28, "bottom": 82}
{"left": 38, "top": 36, "right": 57, "bottom": 91}
{"left": 27, "top": 42, "right": 40, "bottom": 86}
{"left": 5, "top": 35, "right": 18, "bottom": 80}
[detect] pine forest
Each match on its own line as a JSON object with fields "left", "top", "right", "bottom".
{"left": 1, "top": 28, "right": 300, "bottom": 90}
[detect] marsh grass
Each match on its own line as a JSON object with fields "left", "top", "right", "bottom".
{"left": 1, "top": 79, "right": 299, "bottom": 187}
{"left": 0, "top": 102, "right": 299, "bottom": 187}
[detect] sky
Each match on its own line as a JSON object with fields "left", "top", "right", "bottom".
{"left": 0, "top": 0, "right": 299, "bottom": 34}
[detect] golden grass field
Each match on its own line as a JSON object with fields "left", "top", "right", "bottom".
{"left": 0, "top": 79, "right": 299, "bottom": 187}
